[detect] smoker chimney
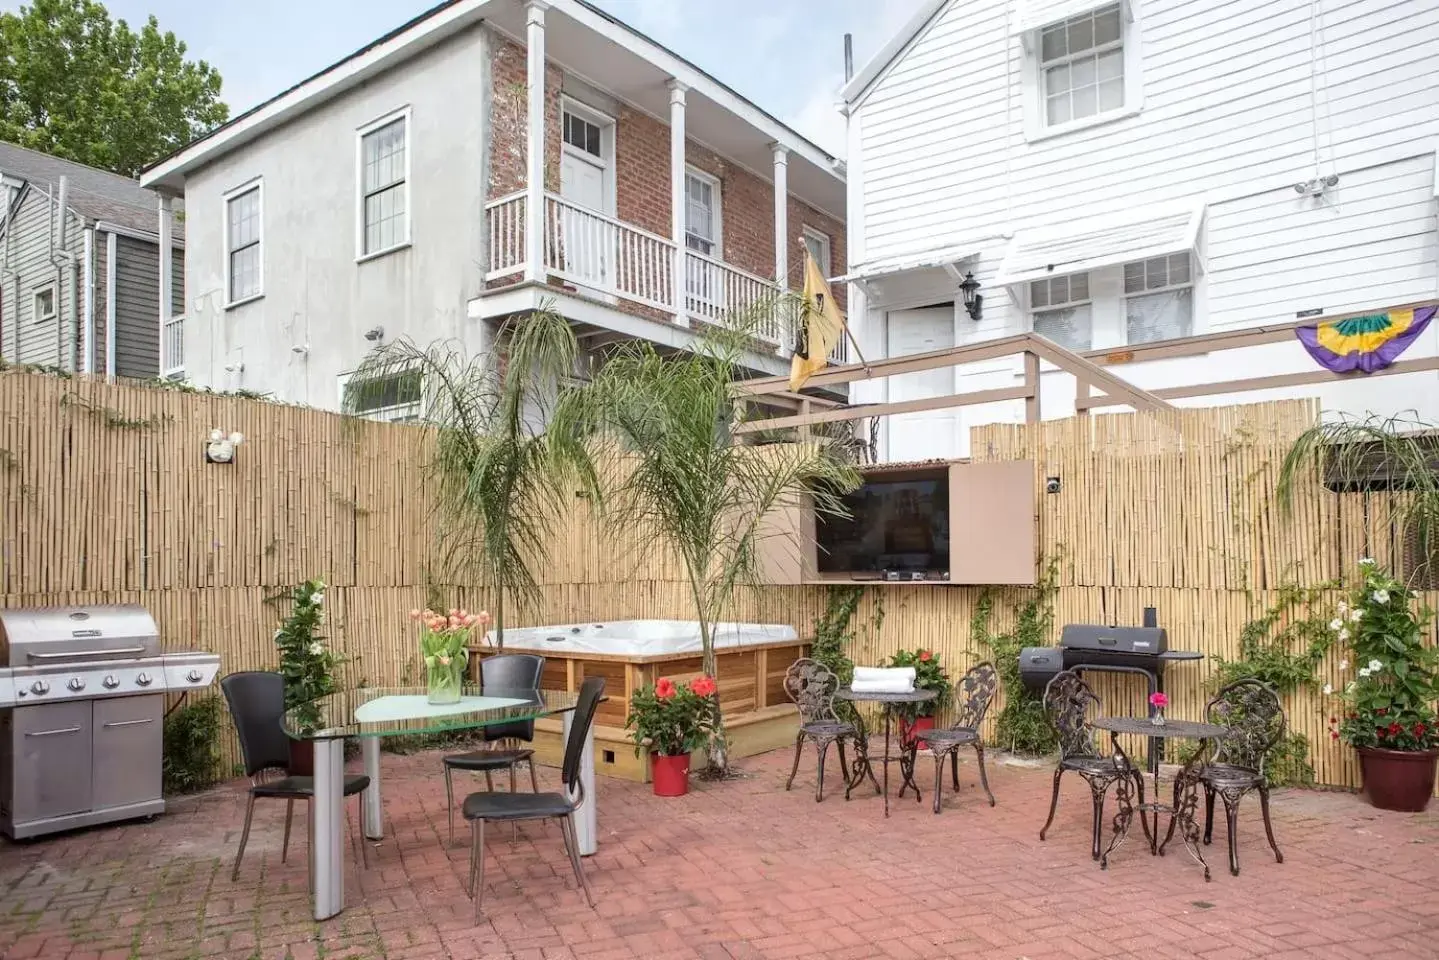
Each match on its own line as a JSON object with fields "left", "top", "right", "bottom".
{"left": 1142, "top": 607, "right": 1158, "bottom": 628}
{"left": 843, "top": 34, "right": 854, "bottom": 82}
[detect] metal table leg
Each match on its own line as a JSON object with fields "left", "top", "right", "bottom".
{"left": 881, "top": 708, "right": 892, "bottom": 818}
{"left": 562, "top": 709, "right": 598, "bottom": 856}
{"left": 311, "top": 737, "right": 346, "bottom": 920}
{"left": 361, "top": 737, "right": 384, "bottom": 841}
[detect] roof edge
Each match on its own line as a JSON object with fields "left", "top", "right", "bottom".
{"left": 840, "top": 0, "right": 952, "bottom": 108}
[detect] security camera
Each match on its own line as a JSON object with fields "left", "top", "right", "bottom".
{"left": 1045, "top": 476, "right": 1062, "bottom": 494}
{"left": 291, "top": 344, "right": 310, "bottom": 355}
{"left": 363, "top": 326, "right": 385, "bottom": 342}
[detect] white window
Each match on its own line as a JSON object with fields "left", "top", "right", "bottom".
{"left": 1125, "top": 253, "right": 1193, "bottom": 344}
{"left": 224, "top": 182, "right": 262, "bottom": 305}
{"left": 1030, "top": 273, "right": 1092, "bottom": 352}
{"left": 802, "top": 228, "right": 831, "bottom": 274}
{"left": 358, "top": 108, "right": 410, "bottom": 258}
{"left": 32, "top": 286, "right": 55, "bottom": 324}
{"left": 1040, "top": 5, "right": 1124, "bottom": 127}
{"left": 340, "top": 369, "right": 422, "bottom": 423}
{"left": 684, "top": 169, "right": 721, "bottom": 257}
{"left": 563, "top": 110, "right": 602, "bottom": 158}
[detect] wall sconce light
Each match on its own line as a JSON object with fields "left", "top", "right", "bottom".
{"left": 205, "top": 429, "right": 244, "bottom": 464}
{"left": 960, "top": 272, "right": 983, "bottom": 322}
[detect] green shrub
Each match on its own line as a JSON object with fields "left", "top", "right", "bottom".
{"left": 970, "top": 555, "right": 1061, "bottom": 756}
{"left": 163, "top": 696, "right": 224, "bottom": 795}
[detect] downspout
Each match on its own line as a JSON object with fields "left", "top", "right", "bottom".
{"left": 51, "top": 176, "right": 80, "bottom": 372}
{"left": 0, "top": 183, "right": 14, "bottom": 362}
{"left": 106, "top": 231, "right": 117, "bottom": 379}
{"left": 82, "top": 227, "right": 95, "bottom": 374}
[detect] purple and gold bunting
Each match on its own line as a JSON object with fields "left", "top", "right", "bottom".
{"left": 1295, "top": 305, "right": 1435, "bottom": 374}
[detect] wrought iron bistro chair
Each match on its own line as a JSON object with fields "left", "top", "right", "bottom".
{"left": 917, "top": 661, "right": 998, "bottom": 813}
{"left": 1039, "top": 670, "right": 1149, "bottom": 860}
{"left": 463, "top": 676, "right": 605, "bottom": 919}
{"left": 220, "top": 671, "right": 371, "bottom": 882}
{"left": 1188, "top": 678, "right": 1286, "bottom": 877}
{"left": 782, "top": 658, "right": 877, "bottom": 802}
{"left": 442, "top": 653, "right": 546, "bottom": 843}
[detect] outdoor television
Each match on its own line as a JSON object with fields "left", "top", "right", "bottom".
{"left": 815, "top": 468, "right": 950, "bottom": 575}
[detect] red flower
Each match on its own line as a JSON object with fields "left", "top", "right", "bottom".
{"left": 1376, "top": 727, "right": 1387, "bottom": 738}
{"left": 1328, "top": 717, "right": 1336, "bottom": 724}
{"left": 1388, "top": 722, "right": 1403, "bottom": 736}
{"left": 1415, "top": 722, "right": 1428, "bottom": 736}
{"left": 1376, "top": 708, "right": 1388, "bottom": 717}
{"left": 655, "top": 678, "right": 677, "bottom": 700}
{"left": 918, "top": 650, "right": 933, "bottom": 662}
{"left": 1331, "top": 731, "right": 1340, "bottom": 741}
{"left": 689, "top": 675, "right": 717, "bottom": 698}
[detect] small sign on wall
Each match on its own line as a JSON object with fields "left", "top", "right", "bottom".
{"left": 1296, "top": 308, "right": 1324, "bottom": 318}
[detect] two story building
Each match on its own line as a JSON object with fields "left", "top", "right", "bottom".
{"left": 139, "top": 0, "right": 847, "bottom": 416}
{"left": 841, "top": 0, "right": 1439, "bottom": 459}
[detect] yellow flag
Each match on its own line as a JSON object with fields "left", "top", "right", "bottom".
{"left": 789, "top": 249, "right": 846, "bottom": 391}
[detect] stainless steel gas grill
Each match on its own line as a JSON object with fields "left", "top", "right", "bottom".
{"left": 0, "top": 604, "right": 221, "bottom": 839}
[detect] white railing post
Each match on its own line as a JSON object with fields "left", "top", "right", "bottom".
{"left": 668, "top": 79, "right": 688, "bottom": 325}
{"left": 157, "top": 193, "right": 173, "bottom": 380}
{"left": 524, "top": 1, "right": 548, "bottom": 284}
{"left": 771, "top": 143, "right": 789, "bottom": 356}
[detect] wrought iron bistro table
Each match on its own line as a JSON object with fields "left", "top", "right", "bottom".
{"left": 1092, "top": 715, "right": 1230, "bottom": 881}
{"left": 283, "top": 687, "right": 586, "bottom": 921}
{"left": 834, "top": 687, "right": 938, "bottom": 817}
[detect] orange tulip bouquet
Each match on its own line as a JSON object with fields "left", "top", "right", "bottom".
{"left": 411, "top": 607, "right": 490, "bottom": 704}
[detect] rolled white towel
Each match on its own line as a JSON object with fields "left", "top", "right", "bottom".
{"left": 853, "top": 666, "right": 916, "bottom": 683}
{"left": 849, "top": 678, "right": 915, "bottom": 694}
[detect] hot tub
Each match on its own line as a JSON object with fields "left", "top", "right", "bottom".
{"left": 466, "top": 619, "right": 809, "bottom": 782}
{"left": 480, "top": 620, "right": 798, "bottom": 658}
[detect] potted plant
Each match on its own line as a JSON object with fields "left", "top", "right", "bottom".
{"left": 625, "top": 674, "right": 720, "bottom": 796}
{"left": 1325, "top": 559, "right": 1439, "bottom": 811}
{"left": 411, "top": 607, "right": 488, "bottom": 704}
{"left": 888, "top": 648, "right": 951, "bottom": 746}
{"left": 273, "top": 578, "right": 345, "bottom": 775}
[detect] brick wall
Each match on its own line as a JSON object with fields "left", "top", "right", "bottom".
{"left": 489, "top": 36, "right": 847, "bottom": 310}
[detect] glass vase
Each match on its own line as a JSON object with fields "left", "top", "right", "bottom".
{"left": 1150, "top": 709, "right": 1166, "bottom": 727}
{"left": 426, "top": 653, "right": 467, "bottom": 705}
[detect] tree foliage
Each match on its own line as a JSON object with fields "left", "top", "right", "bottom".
{"left": 0, "top": 0, "right": 228, "bottom": 176}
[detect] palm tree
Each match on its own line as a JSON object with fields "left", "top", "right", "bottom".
{"left": 552, "top": 304, "right": 860, "bottom": 773}
{"left": 344, "top": 306, "right": 588, "bottom": 648}
{"left": 1277, "top": 413, "right": 1439, "bottom": 588}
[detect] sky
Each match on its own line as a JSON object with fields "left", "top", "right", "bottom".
{"left": 17, "top": 0, "right": 930, "bottom": 156}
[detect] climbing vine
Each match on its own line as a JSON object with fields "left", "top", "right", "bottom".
{"left": 970, "top": 555, "right": 1061, "bottom": 756}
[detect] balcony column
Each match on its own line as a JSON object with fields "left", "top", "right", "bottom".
{"left": 771, "top": 144, "right": 789, "bottom": 355}
{"left": 157, "top": 193, "right": 173, "bottom": 380}
{"left": 668, "top": 79, "right": 688, "bottom": 327}
{"left": 524, "top": 0, "right": 549, "bottom": 284}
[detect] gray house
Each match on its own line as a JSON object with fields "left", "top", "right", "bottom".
{"left": 0, "top": 142, "right": 184, "bottom": 378}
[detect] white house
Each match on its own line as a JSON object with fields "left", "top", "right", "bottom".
{"left": 840, "top": 0, "right": 1439, "bottom": 460}
{"left": 139, "top": 0, "right": 848, "bottom": 416}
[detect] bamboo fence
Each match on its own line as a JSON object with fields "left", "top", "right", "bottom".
{"left": 1, "top": 371, "right": 1433, "bottom": 792}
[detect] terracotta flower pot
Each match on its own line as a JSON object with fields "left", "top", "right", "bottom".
{"left": 899, "top": 715, "right": 936, "bottom": 749}
{"left": 1357, "top": 745, "right": 1438, "bottom": 812}
{"left": 651, "top": 753, "right": 690, "bottom": 797}
{"left": 287, "top": 738, "right": 314, "bottom": 776}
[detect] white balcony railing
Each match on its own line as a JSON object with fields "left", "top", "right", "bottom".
{"left": 485, "top": 192, "right": 527, "bottom": 280}
{"left": 684, "top": 250, "right": 784, "bottom": 345}
{"left": 161, "top": 314, "right": 184, "bottom": 377}
{"left": 544, "top": 195, "right": 675, "bottom": 312}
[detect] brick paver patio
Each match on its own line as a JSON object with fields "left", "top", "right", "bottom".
{"left": 2, "top": 747, "right": 1437, "bottom": 960}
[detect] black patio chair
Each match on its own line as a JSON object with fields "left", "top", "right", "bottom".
{"left": 918, "top": 661, "right": 998, "bottom": 813}
{"left": 463, "top": 676, "right": 604, "bottom": 919}
{"left": 1184, "top": 678, "right": 1285, "bottom": 877}
{"left": 782, "top": 658, "right": 878, "bottom": 802}
{"left": 1039, "top": 670, "right": 1149, "bottom": 860}
{"left": 442, "top": 653, "right": 546, "bottom": 843}
{"left": 220, "top": 671, "right": 370, "bottom": 882}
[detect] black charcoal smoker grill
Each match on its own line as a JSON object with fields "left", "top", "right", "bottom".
{"left": 1019, "top": 607, "right": 1202, "bottom": 768}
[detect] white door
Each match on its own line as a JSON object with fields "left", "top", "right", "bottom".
{"left": 886, "top": 305, "right": 958, "bottom": 462}
{"left": 559, "top": 108, "right": 613, "bottom": 292}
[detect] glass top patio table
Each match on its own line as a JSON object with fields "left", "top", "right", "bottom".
{"left": 282, "top": 686, "right": 581, "bottom": 740}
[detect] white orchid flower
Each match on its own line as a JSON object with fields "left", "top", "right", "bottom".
{"left": 308, "top": 641, "right": 324, "bottom": 656}
{"left": 1336, "top": 600, "right": 1348, "bottom": 615}
{"left": 1328, "top": 617, "right": 1344, "bottom": 632}
{"left": 1368, "top": 658, "right": 1383, "bottom": 672}
{"left": 1358, "top": 667, "right": 1371, "bottom": 678}
{"left": 1359, "top": 557, "right": 1375, "bottom": 566}
{"left": 1350, "top": 608, "right": 1364, "bottom": 622}
{"left": 1372, "top": 589, "right": 1390, "bottom": 604}
{"left": 1322, "top": 683, "right": 1333, "bottom": 695}
{"left": 1337, "top": 628, "right": 1349, "bottom": 642}
{"left": 311, "top": 592, "right": 325, "bottom": 605}
{"left": 1339, "top": 658, "right": 1348, "bottom": 670}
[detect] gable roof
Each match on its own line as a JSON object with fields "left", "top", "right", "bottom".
{"left": 0, "top": 141, "right": 181, "bottom": 239}
{"left": 840, "top": 0, "right": 952, "bottom": 109}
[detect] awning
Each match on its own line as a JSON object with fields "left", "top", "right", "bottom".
{"left": 994, "top": 202, "right": 1205, "bottom": 288}
{"left": 832, "top": 241, "right": 980, "bottom": 285}
{"left": 1014, "top": 0, "right": 1132, "bottom": 35}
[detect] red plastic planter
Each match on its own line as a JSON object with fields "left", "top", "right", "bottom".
{"left": 651, "top": 752, "right": 691, "bottom": 797}
{"left": 1357, "top": 746, "right": 1438, "bottom": 812}
{"left": 899, "top": 715, "right": 936, "bottom": 749}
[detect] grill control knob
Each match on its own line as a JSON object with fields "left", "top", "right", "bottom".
{"left": 67, "top": 677, "right": 85, "bottom": 692}
{"left": 103, "top": 675, "right": 120, "bottom": 689}
{"left": 186, "top": 669, "right": 203, "bottom": 683}
{"left": 135, "top": 672, "right": 153, "bottom": 687}
{"left": 30, "top": 680, "right": 49, "bottom": 695}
